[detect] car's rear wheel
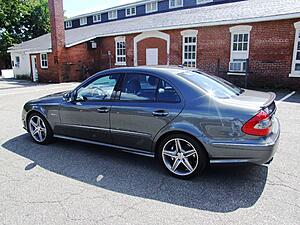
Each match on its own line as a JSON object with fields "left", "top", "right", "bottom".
{"left": 158, "top": 134, "right": 208, "bottom": 179}
{"left": 28, "top": 113, "right": 53, "bottom": 144}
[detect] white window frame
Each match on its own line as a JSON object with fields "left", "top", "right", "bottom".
{"left": 93, "top": 14, "right": 101, "bottom": 23}
{"left": 15, "top": 56, "right": 20, "bottom": 68}
{"left": 146, "top": 1, "right": 158, "bottom": 13}
{"left": 65, "top": 21, "right": 72, "bottom": 28}
{"left": 79, "top": 17, "right": 87, "bottom": 26}
{"left": 181, "top": 30, "right": 198, "bottom": 68}
{"left": 290, "top": 21, "right": 300, "bottom": 77}
{"left": 40, "top": 53, "right": 48, "bottom": 69}
{"left": 169, "top": 0, "right": 183, "bottom": 9}
{"left": 125, "top": 7, "right": 136, "bottom": 17}
{"left": 229, "top": 25, "right": 252, "bottom": 75}
{"left": 197, "top": 0, "right": 213, "bottom": 5}
{"left": 115, "top": 36, "right": 126, "bottom": 66}
{"left": 108, "top": 10, "right": 118, "bottom": 20}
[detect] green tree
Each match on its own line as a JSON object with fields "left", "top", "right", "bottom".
{"left": 0, "top": 0, "right": 50, "bottom": 69}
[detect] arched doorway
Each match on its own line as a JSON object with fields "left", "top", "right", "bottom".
{"left": 134, "top": 31, "right": 170, "bottom": 66}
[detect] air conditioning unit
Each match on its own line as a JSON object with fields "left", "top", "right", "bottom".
{"left": 229, "top": 61, "right": 246, "bottom": 72}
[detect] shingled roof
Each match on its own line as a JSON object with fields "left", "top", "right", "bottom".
{"left": 8, "top": 0, "right": 300, "bottom": 52}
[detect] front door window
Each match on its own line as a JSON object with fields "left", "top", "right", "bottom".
{"left": 76, "top": 74, "right": 120, "bottom": 101}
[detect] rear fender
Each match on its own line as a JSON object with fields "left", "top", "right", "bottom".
{"left": 151, "top": 121, "right": 210, "bottom": 155}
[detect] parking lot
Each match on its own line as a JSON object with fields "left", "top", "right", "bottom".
{"left": 0, "top": 78, "right": 299, "bottom": 225}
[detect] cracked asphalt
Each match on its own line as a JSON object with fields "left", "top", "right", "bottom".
{"left": 0, "top": 78, "right": 299, "bottom": 225}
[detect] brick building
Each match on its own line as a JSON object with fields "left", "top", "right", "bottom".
{"left": 7, "top": 0, "right": 300, "bottom": 89}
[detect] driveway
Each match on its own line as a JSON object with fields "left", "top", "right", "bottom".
{"left": 0, "top": 80, "right": 299, "bottom": 225}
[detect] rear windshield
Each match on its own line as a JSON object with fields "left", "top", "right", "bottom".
{"left": 179, "top": 71, "right": 243, "bottom": 99}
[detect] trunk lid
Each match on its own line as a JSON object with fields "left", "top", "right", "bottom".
{"left": 222, "top": 89, "right": 277, "bottom": 115}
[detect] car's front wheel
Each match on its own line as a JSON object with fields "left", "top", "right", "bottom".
{"left": 158, "top": 134, "right": 208, "bottom": 179}
{"left": 27, "top": 112, "right": 53, "bottom": 144}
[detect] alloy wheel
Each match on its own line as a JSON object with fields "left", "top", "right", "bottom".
{"left": 29, "top": 115, "right": 47, "bottom": 143}
{"left": 162, "top": 138, "right": 199, "bottom": 176}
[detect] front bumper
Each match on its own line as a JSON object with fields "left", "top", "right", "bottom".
{"left": 209, "top": 117, "right": 280, "bottom": 165}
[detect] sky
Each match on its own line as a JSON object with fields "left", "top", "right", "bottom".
{"left": 63, "top": 0, "right": 140, "bottom": 18}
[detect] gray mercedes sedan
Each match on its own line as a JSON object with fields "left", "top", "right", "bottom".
{"left": 22, "top": 67, "right": 280, "bottom": 178}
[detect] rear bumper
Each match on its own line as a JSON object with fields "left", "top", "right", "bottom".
{"left": 209, "top": 117, "right": 280, "bottom": 165}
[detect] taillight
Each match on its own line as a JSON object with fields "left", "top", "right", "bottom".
{"left": 242, "top": 111, "right": 272, "bottom": 136}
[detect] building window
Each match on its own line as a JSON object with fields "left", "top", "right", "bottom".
{"left": 181, "top": 30, "right": 198, "bottom": 68}
{"left": 146, "top": 2, "right": 158, "bottom": 13}
{"left": 15, "top": 56, "right": 20, "bottom": 67}
{"left": 115, "top": 37, "right": 126, "bottom": 66}
{"left": 229, "top": 25, "right": 252, "bottom": 74}
{"left": 126, "top": 7, "right": 136, "bottom": 17}
{"left": 197, "top": 0, "right": 213, "bottom": 5}
{"left": 65, "top": 21, "right": 72, "bottom": 28}
{"left": 79, "top": 17, "right": 87, "bottom": 26}
{"left": 40, "top": 53, "right": 48, "bottom": 69}
{"left": 290, "top": 22, "right": 300, "bottom": 77}
{"left": 169, "top": 0, "right": 183, "bottom": 9}
{"left": 93, "top": 14, "right": 101, "bottom": 23}
{"left": 108, "top": 10, "right": 117, "bottom": 20}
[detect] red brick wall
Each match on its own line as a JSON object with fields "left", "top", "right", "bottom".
{"left": 98, "top": 34, "right": 135, "bottom": 70}
{"left": 37, "top": 18, "right": 300, "bottom": 89}
{"left": 137, "top": 37, "right": 167, "bottom": 65}
{"left": 31, "top": 53, "right": 58, "bottom": 83}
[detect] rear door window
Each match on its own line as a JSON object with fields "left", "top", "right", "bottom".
{"left": 118, "top": 73, "right": 180, "bottom": 103}
{"left": 157, "top": 80, "right": 181, "bottom": 103}
{"left": 120, "top": 74, "right": 159, "bottom": 101}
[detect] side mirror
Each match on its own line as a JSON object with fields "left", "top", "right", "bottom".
{"left": 63, "top": 91, "right": 75, "bottom": 102}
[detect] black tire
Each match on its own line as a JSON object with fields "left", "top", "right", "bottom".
{"left": 158, "top": 133, "right": 208, "bottom": 179}
{"left": 27, "top": 112, "right": 53, "bottom": 145}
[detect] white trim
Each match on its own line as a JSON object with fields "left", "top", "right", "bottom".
{"left": 79, "top": 17, "right": 87, "bottom": 26}
{"left": 180, "top": 30, "right": 199, "bottom": 37}
{"left": 65, "top": 21, "right": 72, "bottom": 28}
{"left": 125, "top": 7, "right": 136, "bottom": 17}
{"left": 294, "top": 21, "right": 300, "bottom": 29}
{"left": 145, "top": 1, "right": 158, "bottom": 13}
{"left": 108, "top": 10, "right": 118, "bottom": 20}
{"left": 181, "top": 30, "right": 198, "bottom": 68}
{"left": 169, "top": 0, "right": 183, "bottom": 9}
{"left": 115, "top": 36, "right": 126, "bottom": 66}
{"left": 64, "top": 12, "right": 300, "bottom": 48}
{"left": 114, "top": 36, "right": 126, "bottom": 42}
{"left": 229, "top": 25, "right": 252, "bottom": 71}
{"left": 290, "top": 21, "right": 300, "bottom": 77}
{"left": 8, "top": 49, "right": 52, "bottom": 54}
{"left": 40, "top": 53, "right": 48, "bottom": 69}
{"left": 289, "top": 73, "right": 300, "bottom": 78}
{"left": 197, "top": 0, "right": 213, "bottom": 5}
{"left": 227, "top": 72, "right": 246, "bottom": 76}
{"left": 115, "top": 62, "right": 127, "bottom": 66}
{"left": 65, "top": 0, "right": 164, "bottom": 21}
{"left": 133, "top": 31, "right": 170, "bottom": 66}
{"left": 93, "top": 14, "right": 102, "bottom": 23}
{"left": 230, "top": 25, "right": 252, "bottom": 33}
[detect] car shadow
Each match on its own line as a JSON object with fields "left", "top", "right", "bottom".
{"left": 2, "top": 134, "right": 268, "bottom": 213}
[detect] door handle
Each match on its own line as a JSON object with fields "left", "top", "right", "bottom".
{"left": 97, "top": 107, "right": 110, "bottom": 113}
{"left": 152, "top": 110, "right": 169, "bottom": 117}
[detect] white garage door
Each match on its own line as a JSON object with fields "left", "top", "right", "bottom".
{"left": 146, "top": 48, "right": 158, "bottom": 66}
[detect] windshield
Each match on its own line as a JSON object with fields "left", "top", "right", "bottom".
{"left": 179, "top": 71, "right": 243, "bottom": 99}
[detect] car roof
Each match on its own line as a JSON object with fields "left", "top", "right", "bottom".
{"left": 100, "top": 66, "right": 195, "bottom": 78}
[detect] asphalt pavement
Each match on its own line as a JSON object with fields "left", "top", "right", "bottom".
{"left": 0, "top": 79, "right": 299, "bottom": 225}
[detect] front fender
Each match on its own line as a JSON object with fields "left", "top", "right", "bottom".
{"left": 23, "top": 103, "right": 60, "bottom": 131}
